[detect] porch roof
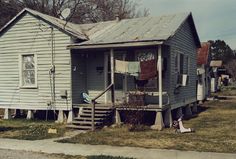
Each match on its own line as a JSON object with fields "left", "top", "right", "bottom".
{"left": 68, "top": 41, "right": 163, "bottom": 49}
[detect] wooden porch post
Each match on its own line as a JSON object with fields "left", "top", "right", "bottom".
{"left": 110, "top": 49, "right": 115, "bottom": 106}
{"left": 123, "top": 54, "right": 127, "bottom": 97}
{"left": 104, "top": 53, "right": 108, "bottom": 103}
{"left": 158, "top": 45, "right": 163, "bottom": 108}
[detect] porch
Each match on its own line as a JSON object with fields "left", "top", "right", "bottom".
{"left": 71, "top": 46, "right": 170, "bottom": 105}
{"left": 70, "top": 44, "right": 172, "bottom": 130}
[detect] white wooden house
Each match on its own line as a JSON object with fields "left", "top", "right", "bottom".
{"left": 0, "top": 8, "right": 201, "bottom": 130}
{"left": 197, "top": 42, "right": 211, "bottom": 102}
{"left": 210, "top": 60, "right": 223, "bottom": 92}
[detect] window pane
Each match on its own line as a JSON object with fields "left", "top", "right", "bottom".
{"left": 22, "top": 55, "right": 35, "bottom": 86}
{"left": 23, "top": 70, "right": 35, "bottom": 85}
{"left": 180, "top": 54, "right": 184, "bottom": 74}
{"left": 23, "top": 55, "right": 35, "bottom": 70}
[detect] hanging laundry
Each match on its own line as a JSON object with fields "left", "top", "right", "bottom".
{"left": 128, "top": 61, "right": 140, "bottom": 77}
{"left": 139, "top": 59, "right": 157, "bottom": 80}
{"left": 115, "top": 60, "right": 128, "bottom": 74}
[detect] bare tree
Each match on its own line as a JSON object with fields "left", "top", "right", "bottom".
{"left": 70, "top": 0, "right": 149, "bottom": 23}
{"left": 225, "top": 59, "right": 236, "bottom": 82}
{"left": 0, "top": 0, "right": 149, "bottom": 28}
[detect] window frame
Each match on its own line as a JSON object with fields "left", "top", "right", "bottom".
{"left": 19, "top": 53, "right": 38, "bottom": 89}
{"left": 175, "top": 52, "right": 186, "bottom": 86}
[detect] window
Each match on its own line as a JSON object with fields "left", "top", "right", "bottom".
{"left": 20, "top": 54, "right": 37, "bottom": 88}
{"left": 175, "top": 53, "right": 186, "bottom": 86}
{"left": 175, "top": 53, "right": 184, "bottom": 74}
{"left": 186, "top": 56, "right": 190, "bottom": 74}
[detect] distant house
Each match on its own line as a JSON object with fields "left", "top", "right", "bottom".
{"left": 197, "top": 42, "right": 211, "bottom": 102}
{"left": 210, "top": 60, "right": 223, "bottom": 92}
{"left": 0, "top": 8, "right": 200, "bottom": 130}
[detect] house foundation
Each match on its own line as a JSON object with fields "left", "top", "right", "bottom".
{"left": 57, "top": 110, "right": 66, "bottom": 123}
{"left": 184, "top": 105, "right": 192, "bottom": 117}
{"left": 115, "top": 109, "right": 121, "bottom": 124}
{"left": 14, "top": 109, "right": 21, "bottom": 118}
{"left": 192, "top": 103, "right": 198, "bottom": 114}
{"left": 176, "top": 107, "right": 183, "bottom": 119}
{"left": 26, "top": 110, "right": 34, "bottom": 119}
{"left": 67, "top": 110, "right": 74, "bottom": 123}
{"left": 4, "top": 109, "right": 11, "bottom": 119}
{"left": 151, "top": 111, "right": 164, "bottom": 130}
{"left": 164, "top": 108, "right": 173, "bottom": 127}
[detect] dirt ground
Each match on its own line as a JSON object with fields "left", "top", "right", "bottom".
{"left": 0, "top": 149, "right": 66, "bottom": 159}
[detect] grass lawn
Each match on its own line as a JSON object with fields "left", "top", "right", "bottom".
{"left": 59, "top": 100, "right": 236, "bottom": 153}
{"left": 0, "top": 119, "right": 66, "bottom": 140}
{"left": 213, "top": 85, "right": 236, "bottom": 96}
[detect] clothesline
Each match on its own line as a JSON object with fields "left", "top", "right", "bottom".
{"left": 115, "top": 59, "right": 158, "bottom": 80}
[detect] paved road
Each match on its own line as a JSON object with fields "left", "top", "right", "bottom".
{"left": 0, "top": 149, "right": 60, "bottom": 159}
{"left": 0, "top": 138, "right": 236, "bottom": 159}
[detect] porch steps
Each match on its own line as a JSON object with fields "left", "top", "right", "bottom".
{"left": 68, "top": 106, "right": 114, "bottom": 130}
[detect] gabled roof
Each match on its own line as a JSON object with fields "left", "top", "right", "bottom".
{"left": 197, "top": 42, "right": 211, "bottom": 65}
{"left": 0, "top": 8, "right": 201, "bottom": 49}
{"left": 0, "top": 8, "right": 88, "bottom": 40}
{"left": 70, "top": 12, "right": 201, "bottom": 49}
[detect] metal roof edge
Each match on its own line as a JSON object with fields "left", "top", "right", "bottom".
{"left": 67, "top": 41, "right": 163, "bottom": 50}
{"left": 0, "top": 8, "right": 88, "bottom": 40}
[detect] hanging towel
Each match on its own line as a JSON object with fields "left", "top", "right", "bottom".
{"left": 128, "top": 61, "right": 140, "bottom": 77}
{"left": 115, "top": 60, "right": 128, "bottom": 74}
{"left": 139, "top": 59, "right": 157, "bottom": 80}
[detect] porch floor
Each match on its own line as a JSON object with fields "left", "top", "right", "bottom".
{"left": 73, "top": 103, "right": 170, "bottom": 112}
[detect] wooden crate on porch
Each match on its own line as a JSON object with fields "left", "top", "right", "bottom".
{"left": 127, "top": 92, "right": 146, "bottom": 106}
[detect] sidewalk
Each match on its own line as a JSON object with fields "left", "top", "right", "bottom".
{"left": 0, "top": 138, "right": 235, "bottom": 159}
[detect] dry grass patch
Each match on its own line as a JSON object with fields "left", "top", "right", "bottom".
{"left": 60, "top": 100, "right": 236, "bottom": 153}
{"left": 213, "top": 86, "right": 236, "bottom": 96}
{"left": 0, "top": 119, "right": 66, "bottom": 140}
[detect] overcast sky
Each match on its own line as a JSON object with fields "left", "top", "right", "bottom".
{"left": 140, "top": 0, "right": 236, "bottom": 49}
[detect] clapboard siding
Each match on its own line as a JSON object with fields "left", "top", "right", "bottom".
{"left": 0, "top": 13, "right": 72, "bottom": 110}
{"left": 166, "top": 18, "right": 197, "bottom": 107}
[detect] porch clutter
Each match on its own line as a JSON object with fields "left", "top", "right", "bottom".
{"left": 173, "top": 116, "right": 195, "bottom": 133}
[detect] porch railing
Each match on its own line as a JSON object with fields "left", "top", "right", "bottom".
{"left": 91, "top": 83, "right": 114, "bottom": 131}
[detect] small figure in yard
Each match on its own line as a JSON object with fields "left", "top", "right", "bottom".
{"left": 173, "top": 116, "right": 195, "bottom": 133}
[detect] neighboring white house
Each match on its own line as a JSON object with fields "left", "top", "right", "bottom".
{"left": 197, "top": 42, "right": 211, "bottom": 102}
{"left": 210, "top": 60, "right": 223, "bottom": 92}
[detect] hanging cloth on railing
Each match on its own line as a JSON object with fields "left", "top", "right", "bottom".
{"left": 139, "top": 59, "right": 157, "bottom": 80}
{"left": 115, "top": 60, "right": 128, "bottom": 74}
{"left": 115, "top": 60, "right": 140, "bottom": 77}
{"left": 128, "top": 61, "right": 140, "bottom": 77}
